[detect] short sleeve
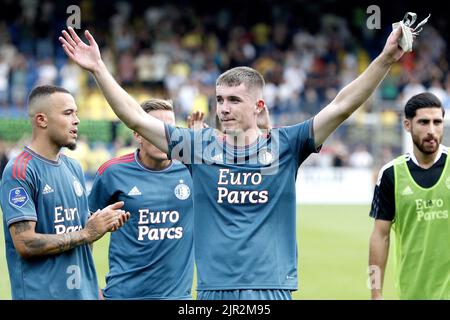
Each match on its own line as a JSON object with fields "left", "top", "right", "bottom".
{"left": 281, "top": 118, "right": 320, "bottom": 166}
{"left": 369, "top": 165, "right": 395, "bottom": 221}
{"left": 0, "top": 166, "right": 37, "bottom": 227}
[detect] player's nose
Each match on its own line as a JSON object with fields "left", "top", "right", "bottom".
{"left": 427, "top": 124, "right": 437, "bottom": 136}
{"left": 220, "top": 104, "right": 231, "bottom": 114}
{"left": 73, "top": 113, "right": 80, "bottom": 125}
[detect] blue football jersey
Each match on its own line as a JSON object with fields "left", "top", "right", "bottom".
{"left": 0, "top": 147, "right": 98, "bottom": 300}
{"left": 165, "top": 119, "right": 318, "bottom": 290}
{"left": 88, "top": 151, "right": 194, "bottom": 299}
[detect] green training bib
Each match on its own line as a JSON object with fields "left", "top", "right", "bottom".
{"left": 393, "top": 154, "right": 450, "bottom": 299}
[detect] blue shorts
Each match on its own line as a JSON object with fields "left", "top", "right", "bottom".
{"left": 197, "top": 289, "right": 292, "bottom": 300}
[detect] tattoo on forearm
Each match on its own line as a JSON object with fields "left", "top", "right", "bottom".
{"left": 58, "top": 233, "right": 71, "bottom": 253}
{"left": 20, "top": 230, "right": 87, "bottom": 257}
{"left": 23, "top": 237, "right": 48, "bottom": 252}
{"left": 85, "top": 222, "right": 101, "bottom": 242}
{"left": 13, "top": 221, "right": 32, "bottom": 235}
{"left": 50, "top": 232, "right": 86, "bottom": 254}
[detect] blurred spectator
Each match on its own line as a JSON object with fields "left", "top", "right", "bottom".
{"left": 401, "top": 75, "right": 426, "bottom": 106}
{"left": 113, "top": 137, "right": 136, "bottom": 158}
{"left": 135, "top": 48, "right": 169, "bottom": 87}
{"left": 36, "top": 58, "right": 58, "bottom": 86}
{"left": 10, "top": 54, "right": 28, "bottom": 108}
{"left": 165, "top": 57, "right": 191, "bottom": 97}
{"left": 0, "top": 38, "right": 18, "bottom": 66}
{"left": 62, "top": 135, "right": 91, "bottom": 173}
{"left": 0, "top": 56, "right": 9, "bottom": 106}
{"left": 118, "top": 50, "right": 136, "bottom": 86}
{"left": 302, "top": 88, "right": 321, "bottom": 117}
{"left": 329, "top": 139, "right": 349, "bottom": 167}
{"left": 177, "top": 78, "right": 200, "bottom": 118}
{"left": 134, "top": 48, "right": 154, "bottom": 85}
{"left": 428, "top": 79, "right": 446, "bottom": 103}
{"left": 101, "top": 48, "right": 117, "bottom": 77}
{"left": 0, "top": 141, "right": 9, "bottom": 178}
{"left": 86, "top": 142, "right": 112, "bottom": 178}
{"left": 379, "top": 146, "right": 394, "bottom": 168}
{"left": 349, "top": 144, "right": 374, "bottom": 168}
{"left": 339, "top": 53, "right": 358, "bottom": 88}
{"left": 263, "top": 81, "right": 278, "bottom": 111}
{"left": 60, "top": 60, "right": 82, "bottom": 97}
{"left": 78, "top": 88, "right": 118, "bottom": 120}
{"left": 444, "top": 79, "right": 450, "bottom": 110}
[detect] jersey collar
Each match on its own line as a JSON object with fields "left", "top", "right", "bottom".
{"left": 134, "top": 149, "right": 174, "bottom": 173}
{"left": 24, "top": 146, "right": 61, "bottom": 166}
{"left": 408, "top": 144, "right": 445, "bottom": 166}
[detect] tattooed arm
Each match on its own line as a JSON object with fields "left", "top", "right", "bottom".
{"left": 9, "top": 201, "right": 129, "bottom": 259}
{"left": 10, "top": 220, "right": 91, "bottom": 258}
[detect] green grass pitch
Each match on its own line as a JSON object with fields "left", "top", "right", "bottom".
{"left": 0, "top": 204, "right": 396, "bottom": 299}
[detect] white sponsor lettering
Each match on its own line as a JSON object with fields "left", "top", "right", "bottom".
{"left": 415, "top": 198, "right": 449, "bottom": 221}
{"left": 216, "top": 169, "right": 268, "bottom": 204}
{"left": 137, "top": 209, "right": 183, "bottom": 241}
{"left": 54, "top": 206, "right": 82, "bottom": 234}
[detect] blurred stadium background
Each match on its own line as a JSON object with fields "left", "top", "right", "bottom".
{"left": 0, "top": 0, "right": 449, "bottom": 299}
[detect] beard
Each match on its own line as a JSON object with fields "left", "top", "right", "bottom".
{"left": 49, "top": 130, "right": 77, "bottom": 151}
{"left": 412, "top": 134, "right": 441, "bottom": 155}
{"left": 65, "top": 142, "right": 77, "bottom": 151}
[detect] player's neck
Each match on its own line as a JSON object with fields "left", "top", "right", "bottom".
{"left": 413, "top": 147, "right": 440, "bottom": 169}
{"left": 28, "top": 138, "right": 60, "bottom": 161}
{"left": 137, "top": 150, "right": 171, "bottom": 171}
{"left": 224, "top": 127, "right": 260, "bottom": 147}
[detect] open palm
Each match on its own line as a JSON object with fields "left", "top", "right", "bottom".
{"left": 59, "top": 27, "right": 102, "bottom": 72}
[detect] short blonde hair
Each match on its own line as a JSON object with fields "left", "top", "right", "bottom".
{"left": 216, "top": 66, "right": 265, "bottom": 90}
{"left": 140, "top": 99, "right": 174, "bottom": 113}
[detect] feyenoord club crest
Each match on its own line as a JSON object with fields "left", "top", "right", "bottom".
{"left": 258, "top": 148, "right": 273, "bottom": 165}
{"left": 174, "top": 180, "right": 190, "bottom": 200}
{"left": 73, "top": 178, "right": 84, "bottom": 197}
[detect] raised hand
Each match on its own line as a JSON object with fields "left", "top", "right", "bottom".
{"left": 381, "top": 26, "right": 408, "bottom": 64}
{"left": 187, "top": 111, "right": 208, "bottom": 130}
{"left": 59, "top": 26, "right": 102, "bottom": 73}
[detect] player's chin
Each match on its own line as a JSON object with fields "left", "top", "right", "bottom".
{"left": 222, "top": 126, "right": 241, "bottom": 135}
{"left": 221, "top": 122, "right": 234, "bottom": 130}
{"left": 64, "top": 140, "right": 77, "bottom": 151}
{"left": 420, "top": 143, "right": 438, "bottom": 154}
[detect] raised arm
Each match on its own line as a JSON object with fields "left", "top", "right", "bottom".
{"left": 369, "top": 219, "right": 392, "bottom": 300}
{"left": 313, "top": 26, "right": 406, "bottom": 147}
{"left": 10, "top": 202, "right": 128, "bottom": 259}
{"left": 58, "top": 27, "right": 168, "bottom": 153}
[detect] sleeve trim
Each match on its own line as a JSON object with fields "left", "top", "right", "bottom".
{"left": 310, "top": 116, "right": 322, "bottom": 153}
{"left": 7, "top": 216, "right": 38, "bottom": 227}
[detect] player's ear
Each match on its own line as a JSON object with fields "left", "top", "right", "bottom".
{"left": 403, "top": 118, "right": 411, "bottom": 132}
{"left": 35, "top": 113, "right": 48, "bottom": 128}
{"left": 255, "top": 100, "right": 265, "bottom": 113}
{"left": 133, "top": 131, "right": 142, "bottom": 144}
